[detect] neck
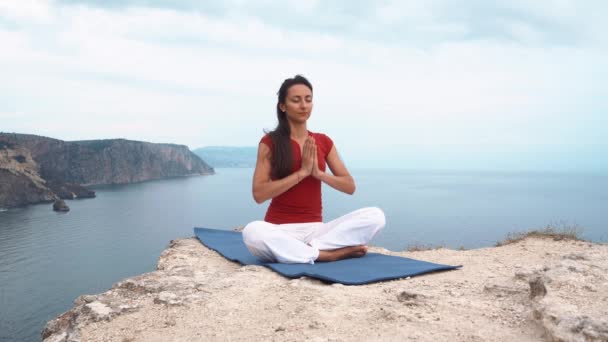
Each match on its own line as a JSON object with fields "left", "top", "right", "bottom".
{"left": 289, "top": 121, "right": 308, "bottom": 139}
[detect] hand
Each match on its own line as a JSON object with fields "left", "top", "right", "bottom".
{"left": 299, "top": 137, "right": 315, "bottom": 178}
{"left": 311, "top": 139, "right": 324, "bottom": 180}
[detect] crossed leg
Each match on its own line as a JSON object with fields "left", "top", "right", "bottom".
{"left": 311, "top": 207, "right": 384, "bottom": 261}
{"left": 242, "top": 207, "right": 386, "bottom": 264}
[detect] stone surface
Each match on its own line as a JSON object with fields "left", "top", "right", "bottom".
{"left": 525, "top": 249, "right": 608, "bottom": 341}
{"left": 52, "top": 199, "right": 70, "bottom": 212}
{"left": 0, "top": 142, "right": 56, "bottom": 207}
{"left": 47, "top": 181, "right": 96, "bottom": 200}
{"left": 42, "top": 237, "right": 608, "bottom": 342}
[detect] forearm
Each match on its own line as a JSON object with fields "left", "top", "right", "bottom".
{"left": 253, "top": 170, "right": 305, "bottom": 203}
{"left": 317, "top": 172, "right": 356, "bottom": 195}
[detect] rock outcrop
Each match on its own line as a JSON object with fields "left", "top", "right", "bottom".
{"left": 42, "top": 237, "right": 608, "bottom": 341}
{"left": 520, "top": 252, "right": 608, "bottom": 341}
{"left": 0, "top": 133, "right": 214, "bottom": 208}
{"left": 0, "top": 141, "right": 57, "bottom": 207}
{"left": 53, "top": 199, "right": 70, "bottom": 212}
{"left": 46, "top": 181, "right": 96, "bottom": 200}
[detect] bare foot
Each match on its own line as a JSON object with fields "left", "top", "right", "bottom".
{"left": 316, "top": 245, "right": 368, "bottom": 262}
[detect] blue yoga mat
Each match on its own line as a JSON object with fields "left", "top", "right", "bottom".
{"left": 194, "top": 227, "right": 460, "bottom": 285}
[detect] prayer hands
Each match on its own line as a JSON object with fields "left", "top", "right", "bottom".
{"left": 299, "top": 137, "right": 321, "bottom": 179}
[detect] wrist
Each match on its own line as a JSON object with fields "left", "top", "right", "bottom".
{"left": 314, "top": 170, "right": 326, "bottom": 181}
{"left": 296, "top": 170, "right": 307, "bottom": 182}
{"left": 297, "top": 169, "right": 309, "bottom": 178}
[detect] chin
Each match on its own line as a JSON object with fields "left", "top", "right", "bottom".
{"left": 288, "top": 114, "right": 310, "bottom": 124}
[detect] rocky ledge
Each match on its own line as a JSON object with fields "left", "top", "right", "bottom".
{"left": 43, "top": 237, "right": 607, "bottom": 341}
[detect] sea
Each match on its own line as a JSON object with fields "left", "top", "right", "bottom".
{"left": 0, "top": 168, "right": 606, "bottom": 341}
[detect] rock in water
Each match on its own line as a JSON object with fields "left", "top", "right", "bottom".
{"left": 53, "top": 199, "right": 69, "bottom": 212}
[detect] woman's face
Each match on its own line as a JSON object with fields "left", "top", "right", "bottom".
{"left": 280, "top": 84, "right": 313, "bottom": 124}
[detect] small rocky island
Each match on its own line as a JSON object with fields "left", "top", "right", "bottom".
{"left": 0, "top": 133, "right": 214, "bottom": 209}
{"left": 52, "top": 199, "right": 70, "bottom": 212}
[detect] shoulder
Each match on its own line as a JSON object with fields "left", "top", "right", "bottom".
{"left": 260, "top": 133, "right": 273, "bottom": 148}
{"left": 310, "top": 131, "right": 334, "bottom": 152}
{"left": 257, "top": 134, "right": 273, "bottom": 160}
{"left": 310, "top": 131, "right": 333, "bottom": 145}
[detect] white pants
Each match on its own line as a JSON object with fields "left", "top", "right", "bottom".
{"left": 242, "top": 207, "right": 386, "bottom": 264}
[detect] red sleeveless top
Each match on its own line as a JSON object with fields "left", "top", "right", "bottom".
{"left": 260, "top": 131, "right": 334, "bottom": 224}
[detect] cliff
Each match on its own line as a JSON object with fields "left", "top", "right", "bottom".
{"left": 0, "top": 141, "right": 56, "bottom": 207}
{"left": 42, "top": 236, "right": 608, "bottom": 341}
{"left": 0, "top": 133, "right": 214, "bottom": 208}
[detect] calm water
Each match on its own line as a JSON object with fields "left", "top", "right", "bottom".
{"left": 1, "top": 168, "right": 607, "bottom": 341}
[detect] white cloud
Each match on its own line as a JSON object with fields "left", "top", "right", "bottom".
{"left": 0, "top": 1, "right": 606, "bottom": 170}
{"left": 0, "top": 0, "right": 52, "bottom": 23}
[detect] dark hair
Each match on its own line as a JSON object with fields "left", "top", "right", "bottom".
{"left": 269, "top": 75, "right": 313, "bottom": 179}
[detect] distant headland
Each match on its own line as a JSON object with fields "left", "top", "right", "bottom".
{"left": 193, "top": 146, "right": 256, "bottom": 168}
{"left": 0, "top": 133, "right": 214, "bottom": 209}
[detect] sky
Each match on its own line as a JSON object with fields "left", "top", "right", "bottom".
{"left": 0, "top": 0, "right": 606, "bottom": 171}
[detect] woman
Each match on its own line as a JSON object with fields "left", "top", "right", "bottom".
{"left": 242, "top": 75, "right": 385, "bottom": 264}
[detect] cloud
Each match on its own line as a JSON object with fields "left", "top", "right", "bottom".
{"left": 0, "top": 1, "right": 606, "bottom": 171}
{"left": 53, "top": 0, "right": 605, "bottom": 46}
{"left": 0, "top": 0, "right": 52, "bottom": 23}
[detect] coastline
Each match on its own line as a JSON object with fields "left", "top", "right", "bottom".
{"left": 43, "top": 236, "right": 608, "bottom": 341}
